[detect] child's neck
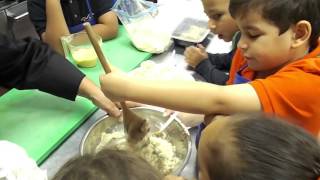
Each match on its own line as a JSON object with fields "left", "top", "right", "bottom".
{"left": 256, "top": 44, "right": 310, "bottom": 79}
{"left": 256, "top": 68, "right": 281, "bottom": 79}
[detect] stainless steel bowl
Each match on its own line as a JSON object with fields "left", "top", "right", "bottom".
{"left": 80, "top": 107, "right": 192, "bottom": 175}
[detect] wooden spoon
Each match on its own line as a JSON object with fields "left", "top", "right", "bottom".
{"left": 83, "top": 22, "right": 150, "bottom": 143}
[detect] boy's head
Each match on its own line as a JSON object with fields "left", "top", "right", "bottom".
{"left": 228, "top": 0, "right": 320, "bottom": 72}
{"left": 52, "top": 149, "right": 162, "bottom": 180}
{"left": 201, "top": 0, "right": 238, "bottom": 42}
{"left": 198, "top": 114, "right": 320, "bottom": 180}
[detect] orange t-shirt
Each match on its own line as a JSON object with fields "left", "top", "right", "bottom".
{"left": 227, "top": 44, "right": 320, "bottom": 136}
{"left": 226, "top": 49, "right": 255, "bottom": 85}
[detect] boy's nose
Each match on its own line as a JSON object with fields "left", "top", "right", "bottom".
{"left": 208, "top": 20, "right": 216, "bottom": 30}
{"left": 237, "top": 37, "right": 248, "bottom": 50}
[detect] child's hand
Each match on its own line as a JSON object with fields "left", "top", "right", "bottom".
{"left": 99, "top": 71, "right": 130, "bottom": 102}
{"left": 184, "top": 44, "right": 208, "bottom": 68}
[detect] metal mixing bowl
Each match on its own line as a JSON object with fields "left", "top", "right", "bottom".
{"left": 80, "top": 107, "right": 192, "bottom": 175}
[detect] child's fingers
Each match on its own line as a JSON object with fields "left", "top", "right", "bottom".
{"left": 197, "top": 44, "right": 205, "bottom": 50}
{"left": 197, "top": 44, "right": 207, "bottom": 53}
{"left": 185, "top": 46, "right": 196, "bottom": 53}
{"left": 183, "top": 50, "right": 190, "bottom": 58}
{"left": 183, "top": 46, "right": 191, "bottom": 56}
{"left": 184, "top": 46, "right": 197, "bottom": 57}
{"left": 186, "top": 46, "right": 202, "bottom": 55}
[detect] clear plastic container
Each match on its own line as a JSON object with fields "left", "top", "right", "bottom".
{"left": 172, "top": 18, "right": 210, "bottom": 46}
{"left": 61, "top": 32, "right": 102, "bottom": 68}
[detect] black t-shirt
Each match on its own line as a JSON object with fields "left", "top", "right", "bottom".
{"left": 0, "top": 34, "right": 85, "bottom": 100}
{"left": 27, "top": 0, "right": 114, "bottom": 36}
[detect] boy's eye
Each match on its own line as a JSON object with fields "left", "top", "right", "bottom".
{"left": 247, "top": 32, "right": 260, "bottom": 39}
{"left": 210, "top": 13, "right": 222, "bottom": 20}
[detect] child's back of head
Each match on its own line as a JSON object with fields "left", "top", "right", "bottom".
{"left": 199, "top": 114, "right": 320, "bottom": 180}
{"left": 52, "top": 149, "right": 162, "bottom": 180}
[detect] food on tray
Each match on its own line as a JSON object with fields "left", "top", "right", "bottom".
{"left": 172, "top": 18, "right": 209, "bottom": 43}
{"left": 179, "top": 25, "right": 207, "bottom": 41}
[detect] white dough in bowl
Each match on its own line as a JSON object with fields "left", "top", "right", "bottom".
{"left": 95, "top": 132, "right": 179, "bottom": 175}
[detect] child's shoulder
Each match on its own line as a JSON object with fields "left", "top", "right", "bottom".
{"left": 266, "top": 43, "right": 320, "bottom": 77}
{"left": 283, "top": 58, "right": 320, "bottom": 75}
{"left": 281, "top": 45, "right": 320, "bottom": 74}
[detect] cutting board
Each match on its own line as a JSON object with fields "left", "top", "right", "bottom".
{"left": 0, "top": 26, "right": 152, "bottom": 164}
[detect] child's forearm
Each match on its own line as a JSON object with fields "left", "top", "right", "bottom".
{"left": 45, "top": 0, "right": 70, "bottom": 55}
{"left": 101, "top": 74, "right": 261, "bottom": 115}
{"left": 90, "top": 12, "right": 118, "bottom": 40}
{"left": 90, "top": 24, "right": 118, "bottom": 40}
{"left": 125, "top": 80, "right": 227, "bottom": 114}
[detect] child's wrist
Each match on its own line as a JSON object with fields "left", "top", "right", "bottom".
{"left": 78, "top": 77, "right": 98, "bottom": 99}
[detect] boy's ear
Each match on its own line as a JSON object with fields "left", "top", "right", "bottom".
{"left": 291, "top": 20, "right": 312, "bottom": 48}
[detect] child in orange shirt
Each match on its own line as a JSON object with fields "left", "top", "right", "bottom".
{"left": 100, "top": 0, "right": 320, "bottom": 136}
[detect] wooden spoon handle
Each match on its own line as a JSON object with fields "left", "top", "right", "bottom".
{"left": 83, "top": 22, "right": 112, "bottom": 74}
{"left": 83, "top": 22, "right": 149, "bottom": 143}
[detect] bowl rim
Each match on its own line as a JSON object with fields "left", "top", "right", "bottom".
{"left": 80, "top": 106, "right": 192, "bottom": 175}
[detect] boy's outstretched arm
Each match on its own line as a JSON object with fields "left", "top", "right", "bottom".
{"left": 100, "top": 72, "right": 261, "bottom": 115}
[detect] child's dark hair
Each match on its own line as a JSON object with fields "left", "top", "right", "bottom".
{"left": 229, "top": 0, "right": 320, "bottom": 48}
{"left": 207, "top": 114, "right": 320, "bottom": 180}
{"left": 52, "top": 149, "right": 163, "bottom": 180}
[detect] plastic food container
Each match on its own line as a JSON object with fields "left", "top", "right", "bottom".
{"left": 112, "top": 0, "right": 172, "bottom": 53}
{"left": 61, "top": 32, "right": 102, "bottom": 68}
{"left": 172, "top": 18, "right": 210, "bottom": 47}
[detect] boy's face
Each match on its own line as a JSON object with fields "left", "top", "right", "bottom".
{"left": 202, "top": 0, "right": 238, "bottom": 42}
{"left": 236, "top": 11, "right": 295, "bottom": 72}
